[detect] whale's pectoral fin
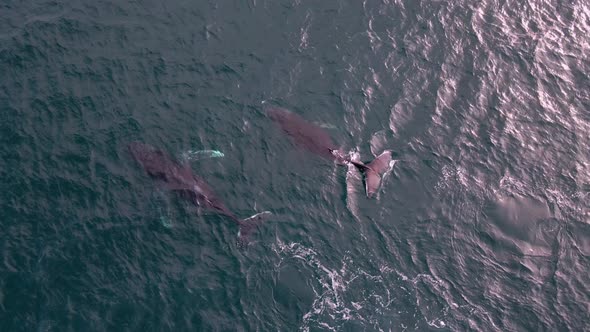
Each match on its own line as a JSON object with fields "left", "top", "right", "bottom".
{"left": 152, "top": 189, "right": 174, "bottom": 228}
{"left": 180, "top": 149, "right": 225, "bottom": 163}
{"left": 237, "top": 211, "right": 272, "bottom": 246}
{"left": 364, "top": 150, "right": 393, "bottom": 198}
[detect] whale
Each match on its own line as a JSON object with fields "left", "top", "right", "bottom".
{"left": 128, "top": 142, "right": 270, "bottom": 241}
{"left": 264, "top": 105, "right": 393, "bottom": 197}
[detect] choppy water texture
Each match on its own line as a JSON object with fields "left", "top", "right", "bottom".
{"left": 1, "top": 0, "right": 589, "bottom": 331}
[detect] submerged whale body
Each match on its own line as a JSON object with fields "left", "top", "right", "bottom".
{"left": 264, "top": 105, "right": 393, "bottom": 197}
{"left": 128, "top": 142, "right": 269, "bottom": 241}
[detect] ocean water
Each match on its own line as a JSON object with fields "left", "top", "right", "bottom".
{"left": 1, "top": 0, "right": 588, "bottom": 331}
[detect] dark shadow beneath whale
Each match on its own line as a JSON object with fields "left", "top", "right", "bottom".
{"left": 128, "top": 142, "right": 270, "bottom": 243}
{"left": 264, "top": 104, "right": 393, "bottom": 197}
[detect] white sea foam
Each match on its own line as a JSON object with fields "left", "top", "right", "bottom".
{"left": 272, "top": 239, "right": 417, "bottom": 331}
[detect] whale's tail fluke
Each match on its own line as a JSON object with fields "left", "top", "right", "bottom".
{"left": 354, "top": 150, "right": 393, "bottom": 198}
{"left": 238, "top": 211, "right": 272, "bottom": 245}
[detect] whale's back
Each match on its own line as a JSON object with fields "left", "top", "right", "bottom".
{"left": 265, "top": 106, "right": 337, "bottom": 159}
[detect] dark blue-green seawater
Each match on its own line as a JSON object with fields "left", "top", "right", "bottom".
{"left": 1, "top": 0, "right": 589, "bottom": 331}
